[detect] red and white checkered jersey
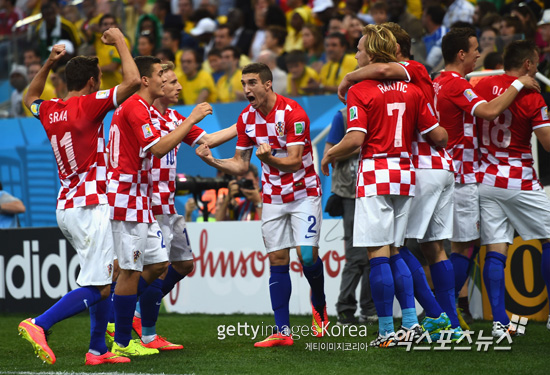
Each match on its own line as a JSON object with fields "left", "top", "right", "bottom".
{"left": 107, "top": 94, "right": 161, "bottom": 223}
{"left": 347, "top": 79, "right": 440, "bottom": 197}
{"left": 32, "top": 87, "right": 118, "bottom": 209}
{"left": 235, "top": 94, "right": 321, "bottom": 204}
{"left": 433, "top": 71, "right": 487, "bottom": 183}
{"left": 398, "top": 61, "right": 453, "bottom": 171}
{"left": 150, "top": 106, "right": 206, "bottom": 215}
{"left": 475, "top": 74, "right": 550, "bottom": 190}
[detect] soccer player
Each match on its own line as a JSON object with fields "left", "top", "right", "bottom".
{"left": 474, "top": 40, "right": 550, "bottom": 337}
{"left": 433, "top": 28, "right": 539, "bottom": 316}
{"left": 19, "top": 27, "right": 141, "bottom": 365}
{"left": 196, "top": 62, "right": 327, "bottom": 348}
{"left": 321, "top": 24, "right": 447, "bottom": 347}
{"left": 107, "top": 56, "right": 212, "bottom": 357}
{"left": 337, "top": 22, "right": 458, "bottom": 338}
{"left": 130, "top": 61, "right": 237, "bottom": 349}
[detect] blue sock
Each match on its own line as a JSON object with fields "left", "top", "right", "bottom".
{"left": 89, "top": 296, "right": 110, "bottom": 354}
{"left": 389, "top": 254, "right": 417, "bottom": 328}
{"left": 136, "top": 300, "right": 141, "bottom": 317}
{"left": 430, "top": 260, "right": 460, "bottom": 328}
{"left": 450, "top": 252, "right": 471, "bottom": 299}
{"left": 137, "top": 276, "right": 149, "bottom": 296}
{"left": 35, "top": 286, "right": 102, "bottom": 331}
{"left": 483, "top": 252, "right": 509, "bottom": 325}
{"left": 302, "top": 257, "right": 326, "bottom": 309}
{"left": 140, "top": 278, "right": 163, "bottom": 336}
{"left": 108, "top": 283, "right": 116, "bottom": 323}
{"left": 269, "top": 265, "right": 291, "bottom": 335}
{"left": 542, "top": 243, "right": 550, "bottom": 305}
{"left": 113, "top": 294, "right": 137, "bottom": 347}
{"left": 161, "top": 265, "right": 185, "bottom": 296}
{"left": 369, "top": 256, "right": 395, "bottom": 334}
{"left": 400, "top": 247, "right": 444, "bottom": 318}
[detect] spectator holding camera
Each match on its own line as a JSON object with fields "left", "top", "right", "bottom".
{"left": 215, "top": 164, "right": 262, "bottom": 221}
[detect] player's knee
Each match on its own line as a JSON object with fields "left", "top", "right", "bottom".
{"left": 97, "top": 284, "right": 111, "bottom": 299}
{"left": 173, "top": 260, "right": 194, "bottom": 276}
{"left": 149, "top": 261, "right": 169, "bottom": 279}
{"left": 300, "top": 246, "right": 315, "bottom": 267}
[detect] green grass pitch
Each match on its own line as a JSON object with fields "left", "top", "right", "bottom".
{"left": 1, "top": 313, "right": 548, "bottom": 375}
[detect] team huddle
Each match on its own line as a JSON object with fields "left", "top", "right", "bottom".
{"left": 16, "top": 20, "right": 550, "bottom": 365}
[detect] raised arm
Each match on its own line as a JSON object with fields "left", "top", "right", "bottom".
{"left": 196, "top": 145, "right": 251, "bottom": 176}
{"left": 101, "top": 28, "right": 140, "bottom": 104}
{"left": 474, "top": 76, "right": 540, "bottom": 121}
{"left": 256, "top": 143, "right": 303, "bottom": 173}
{"left": 197, "top": 123, "right": 237, "bottom": 148}
{"left": 338, "top": 63, "right": 408, "bottom": 103}
{"left": 24, "top": 45, "right": 66, "bottom": 109}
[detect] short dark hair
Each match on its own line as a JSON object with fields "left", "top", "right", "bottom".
{"left": 502, "top": 15, "right": 523, "bottom": 35}
{"left": 242, "top": 63, "right": 273, "bottom": 85}
{"left": 425, "top": 5, "right": 445, "bottom": 26}
{"left": 99, "top": 13, "right": 116, "bottom": 26}
{"left": 266, "top": 25, "right": 288, "bottom": 48}
{"left": 207, "top": 48, "right": 221, "bottom": 58}
{"left": 221, "top": 45, "right": 241, "bottom": 60}
{"left": 164, "top": 28, "right": 181, "bottom": 44}
{"left": 442, "top": 27, "right": 477, "bottom": 65}
{"left": 134, "top": 56, "right": 161, "bottom": 78}
{"left": 285, "top": 50, "right": 308, "bottom": 65}
{"left": 181, "top": 48, "right": 202, "bottom": 65}
{"left": 217, "top": 24, "right": 235, "bottom": 37}
{"left": 157, "top": 48, "right": 176, "bottom": 62}
{"left": 65, "top": 56, "right": 99, "bottom": 91}
{"left": 382, "top": 22, "right": 411, "bottom": 59}
{"left": 503, "top": 40, "right": 537, "bottom": 71}
{"left": 326, "top": 32, "right": 348, "bottom": 49}
{"left": 483, "top": 51, "right": 503, "bottom": 69}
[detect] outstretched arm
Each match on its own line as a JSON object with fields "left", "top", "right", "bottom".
{"left": 24, "top": 45, "right": 66, "bottom": 109}
{"left": 196, "top": 145, "right": 251, "bottom": 176}
{"left": 338, "top": 63, "right": 407, "bottom": 103}
{"left": 197, "top": 124, "right": 237, "bottom": 148}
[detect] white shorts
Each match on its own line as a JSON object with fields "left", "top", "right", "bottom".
{"left": 156, "top": 214, "right": 194, "bottom": 262}
{"left": 261, "top": 196, "right": 322, "bottom": 253}
{"left": 354, "top": 195, "right": 412, "bottom": 248}
{"left": 452, "top": 183, "right": 480, "bottom": 242}
{"left": 111, "top": 220, "right": 169, "bottom": 271}
{"left": 406, "top": 169, "right": 454, "bottom": 243}
{"left": 56, "top": 204, "right": 114, "bottom": 286}
{"left": 479, "top": 184, "right": 550, "bottom": 245}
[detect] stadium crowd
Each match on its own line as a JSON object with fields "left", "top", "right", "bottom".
{"left": 3, "top": 0, "right": 550, "bottom": 117}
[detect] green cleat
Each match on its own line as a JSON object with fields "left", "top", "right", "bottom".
{"left": 111, "top": 339, "right": 159, "bottom": 357}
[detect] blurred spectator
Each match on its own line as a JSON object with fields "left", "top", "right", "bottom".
{"left": 0, "top": 181, "right": 25, "bottom": 228}
{"left": 472, "top": 1, "right": 497, "bottom": 29}
{"left": 178, "top": 0, "right": 195, "bottom": 34}
{"left": 285, "top": 49, "right": 320, "bottom": 96}
{"left": 475, "top": 26, "right": 499, "bottom": 70}
{"left": 179, "top": 48, "right": 217, "bottom": 104}
{"left": 36, "top": 1, "right": 81, "bottom": 60}
{"left": 77, "top": 0, "right": 102, "bottom": 44}
{"left": 217, "top": 46, "right": 245, "bottom": 102}
{"left": 510, "top": 3, "right": 538, "bottom": 42}
{"left": 285, "top": 0, "right": 312, "bottom": 25}
{"left": 9, "top": 64, "right": 27, "bottom": 117}
{"left": 301, "top": 24, "right": 325, "bottom": 73}
{"left": 0, "top": 0, "right": 25, "bottom": 36}
{"left": 263, "top": 25, "right": 288, "bottom": 71}
{"left": 136, "top": 31, "right": 157, "bottom": 56}
{"left": 21, "top": 61, "right": 56, "bottom": 117}
{"left": 227, "top": 8, "right": 254, "bottom": 61}
{"left": 284, "top": 7, "right": 308, "bottom": 52}
{"left": 312, "top": 0, "right": 336, "bottom": 35}
{"left": 162, "top": 28, "right": 183, "bottom": 70}
{"left": 197, "top": 0, "right": 218, "bottom": 19}
{"left": 537, "top": 10, "right": 550, "bottom": 92}
{"left": 499, "top": 15, "right": 523, "bottom": 48}
{"left": 469, "top": 51, "right": 503, "bottom": 87}
{"left": 118, "top": 0, "right": 153, "bottom": 47}
{"left": 95, "top": 14, "right": 130, "bottom": 90}
{"left": 23, "top": 47, "right": 41, "bottom": 68}
{"left": 343, "top": 15, "right": 364, "bottom": 54}
{"left": 327, "top": 14, "right": 345, "bottom": 35}
{"left": 318, "top": 33, "right": 356, "bottom": 94}
{"left": 370, "top": 1, "right": 389, "bottom": 25}
{"left": 387, "top": 0, "right": 423, "bottom": 41}
{"left": 133, "top": 13, "right": 162, "bottom": 55}
{"left": 50, "top": 65, "right": 67, "bottom": 98}
{"left": 422, "top": 4, "right": 448, "bottom": 70}
{"left": 479, "top": 12, "right": 502, "bottom": 31}
{"left": 257, "top": 49, "right": 287, "bottom": 96}
{"left": 249, "top": 4, "right": 268, "bottom": 61}
{"left": 212, "top": 23, "right": 251, "bottom": 67}
{"left": 156, "top": 47, "right": 176, "bottom": 63}
{"left": 442, "top": 0, "right": 475, "bottom": 29}
{"left": 215, "top": 165, "right": 262, "bottom": 221}
{"left": 190, "top": 16, "right": 216, "bottom": 56}
{"left": 154, "top": 0, "right": 183, "bottom": 30}
{"left": 207, "top": 48, "right": 224, "bottom": 82}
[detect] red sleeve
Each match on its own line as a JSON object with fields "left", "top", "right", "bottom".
{"left": 448, "top": 78, "right": 487, "bottom": 116}
{"left": 183, "top": 125, "right": 206, "bottom": 146}
{"left": 125, "top": 102, "right": 161, "bottom": 149}
{"left": 416, "top": 92, "right": 440, "bottom": 134}
{"left": 530, "top": 93, "right": 550, "bottom": 130}
{"left": 236, "top": 111, "right": 255, "bottom": 149}
{"left": 346, "top": 85, "right": 368, "bottom": 133}
{"left": 285, "top": 103, "right": 309, "bottom": 145}
{"left": 81, "top": 87, "right": 117, "bottom": 123}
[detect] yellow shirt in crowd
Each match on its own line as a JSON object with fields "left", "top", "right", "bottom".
{"left": 216, "top": 70, "right": 243, "bottom": 103}
{"left": 287, "top": 66, "right": 319, "bottom": 96}
{"left": 319, "top": 54, "right": 357, "bottom": 88}
{"left": 179, "top": 70, "right": 217, "bottom": 104}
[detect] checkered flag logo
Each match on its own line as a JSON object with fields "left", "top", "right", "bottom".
{"left": 509, "top": 314, "right": 528, "bottom": 335}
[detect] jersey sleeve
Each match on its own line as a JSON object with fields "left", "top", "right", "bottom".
{"left": 526, "top": 93, "right": 550, "bottom": 130}
{"left": 346, "top": 86, "right": 368, "bottom": 134}
{"left": 396, "top": 62, "right": 412, "bottom": 82}
{"left": 285, "top": 104, "right": 309, "bottom": 146}
{"left": 416, "top": 93, "right": 440, "bottom": 135}
{"left": 448, "top": 78, "right": 487, "bottom": 116}
{"left": 184, "top": 125, "right": 206, "bottom": 146}
{"left": 326, "top": 110, "right": 346, "bottom": 144}
{"left": 236, "top": 111, "right": 254, "bottom": 150}
{"left": 125, "top": 102, "right": 161, "bottom": 151}
{"left": 81, "top": 86, "right": 118, "bottom": 122}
